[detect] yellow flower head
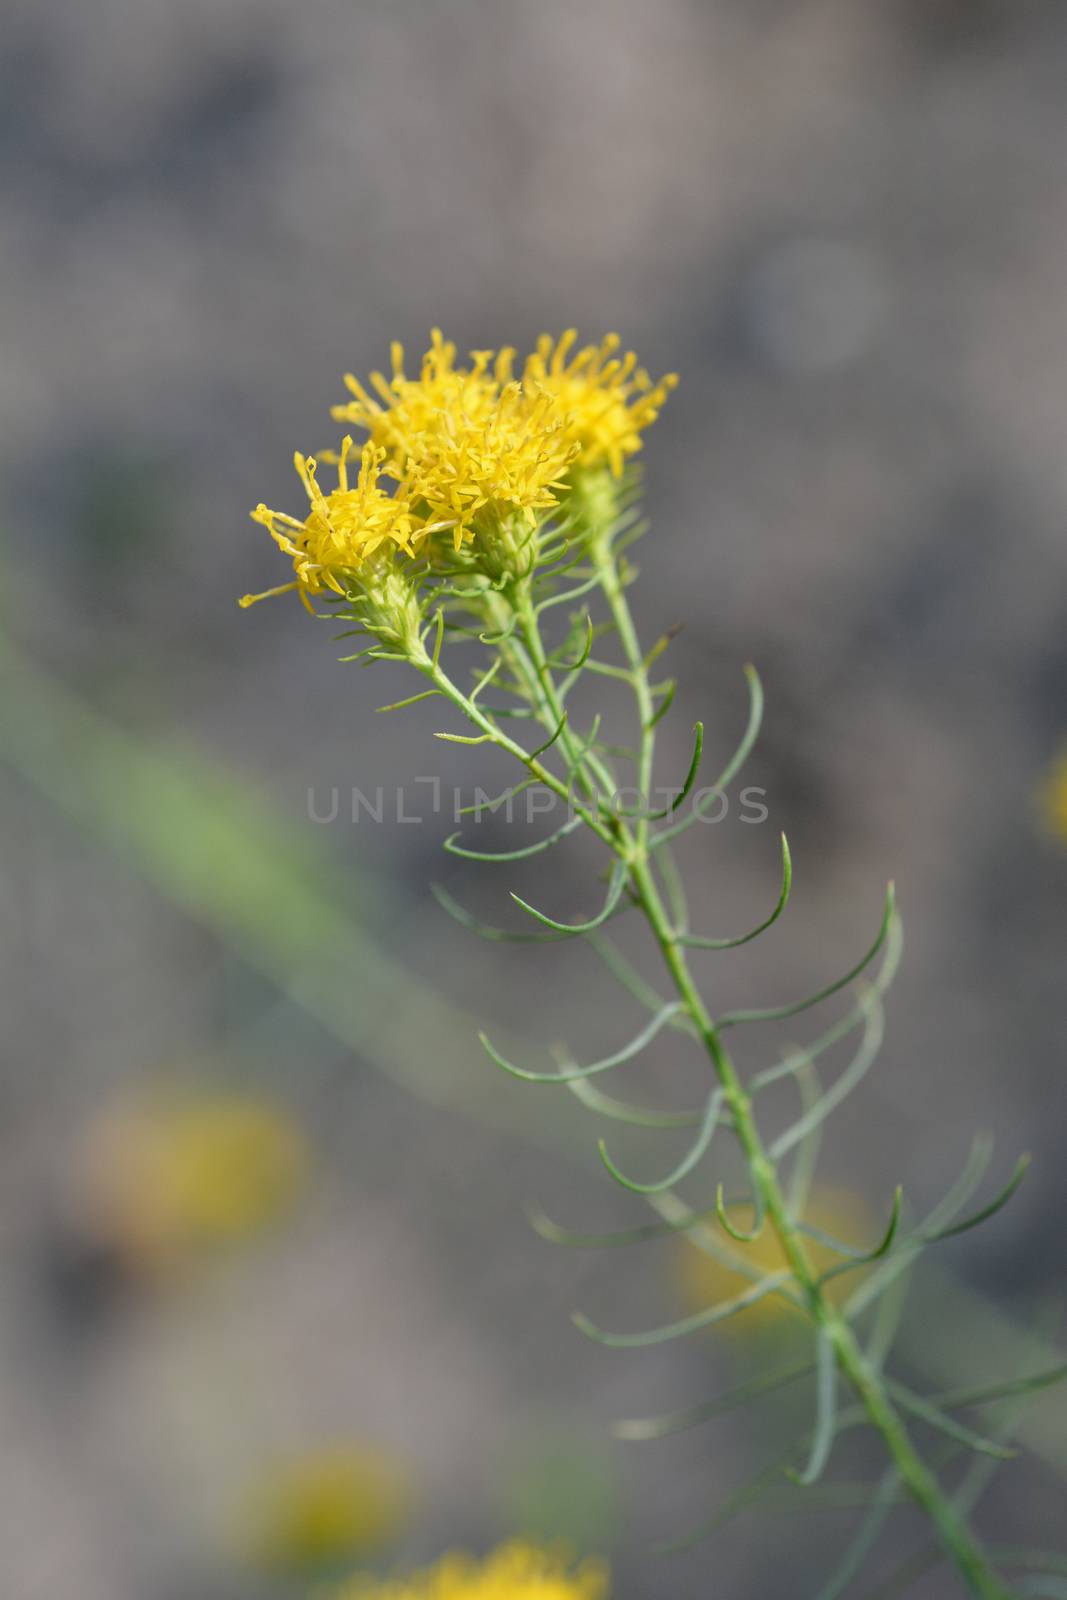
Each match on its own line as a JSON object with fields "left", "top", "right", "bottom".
{"left": 76, "top": 1089, "right": 308, "bottom": 1270}
{"left": 334, "top": 332, "right": 578, "bottom": 552}
{"left": 241, "top": 1444, "right": 409, "bottom": 1576}
{"left": 242, "top": 437, "right": 418, "bottom": 610}
{"left": 245, "top": 330, "right": 676, "bottom": 611}
{"left": 334, "top": 1541, "right": 608, "bottom": 1600}
{"left": 403, "top": 380, "right": 580, "bottom": 553}
{"left": 523, "top": 331, "right": 678, "bottom": 478}
{"left": 1037, "top": 747, "right": 1067, "bottom": 846}
{"left": 332, "top": 330, "right": 511, "bottom": 466}
{"left": 675, "top": 1185, "right": 872, "bottom": 1336}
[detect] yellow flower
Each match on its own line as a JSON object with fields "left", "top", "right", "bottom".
{"left": 675, "top": 1186, "right": 873, "bottom": 1335}
{"left": 332, "top": 330, "right": 510, "bottom": 467}
{"left": 1037, "top": 748, "right": 1067, "bottom": 845}
{"left": 241, "top": 437, "right": 418, "bottom": 610}
{"left": 334, "top": 1540, "right": 608, "bottom": 1600}
{"left": 523, "top": 331, "right": 678, "bottom": 477}
{"left": 241, "top": 1444, "right": 409, "bottom": 1576}
{"left": 335, "top": 332, "right": 578, "bottom": 552}
{"left": 247, "top": 330, "right": 676, "bottom": 604}
{"left": 76, "top": 1089, "right": 308, "bottom": 1270}
{"left": 402, "top": 380, "right": 579, "bottom": 553}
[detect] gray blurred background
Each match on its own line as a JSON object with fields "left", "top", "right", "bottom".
{"left": 2, "top": 1, "right": 1066, "bottom": 1596}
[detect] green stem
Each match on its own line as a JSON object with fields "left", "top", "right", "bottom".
{"left": 419, "top": 495, "right": 1011, "bottom": 1599}
{"left": 419, "top": 646, "right": 617, "bottom": 851}
{"left": 629, "top": 853, "right": 1009, "bottom": 1600}
{"left": 579, "top": 491, "right": 1010, "bottom": 1600}
{"left": 507, "top": 580, "right": 618, "bottom": 810}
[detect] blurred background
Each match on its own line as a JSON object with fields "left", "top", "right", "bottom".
{"left": 2, "top": 1, "right": 1066, "bottom": 1596}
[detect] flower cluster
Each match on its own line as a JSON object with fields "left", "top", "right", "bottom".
{"left": 334, "top": 1540, "right": 608, "bottom": 1600}
{"left": 242, "top": 330, "right": 676, "bottom": 621}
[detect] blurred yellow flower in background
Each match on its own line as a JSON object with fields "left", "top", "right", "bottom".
{"left": 334, "top": 1540, "right": 608, "bottom": 1600}
{"left": 240, "top": 1443, "right": 409, "bottom": 1576}
{"left": 75, "top": 1087, "right": 308, "bottom": 1272}
{"left": 675, "top": 1185, "right": 873, "bottom": 1335}
{"left": 1037, "top": 748, "right": 1067, "bottom": 845}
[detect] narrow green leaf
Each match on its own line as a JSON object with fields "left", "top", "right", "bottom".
{"left": 646, "top": 1191, "right": 775, "bottom": 1288}
{"left": 646, "top": 677, "right": 677, "bottom": 729}
{"left": 769, "top": 993, "right": 885, "bottom": 1159}
{"left": 919, "top": 1155, "right": 1031, "bottom": 1245}
{"left": 479, "top": 1002, "right": 685, "bottom": 1084}
{"left": 431, "top": 605, "right": 445, "bottom": 667}
{"left": 814, "top": 1188, "right": 903, "bottom": 1285}
{"left": 887, "top": 1381, "right": 1018, "bottom": 1460}
{"left": 580, "top": 657, "right": 634, "bottom": 684}
{"left": 715, "top": 663, "right": 764, "bottom": 788}
{"left": 455, "top": 776, "right": 536, "bottom": 817}
{"left": 655, "top": 842, "right": 690, "bottom": 934}
{"left": 558, "top": 611, "right": 594, "bottom": 673}
{"left": 793, "top": 1332, "right": 838, "bottom": 1485}
{"left": 478, "top": 613, "right": 517, "bottom": 646}
{"left": 443, "top": 814, "right": 582, "bottom": 864}
{"left": 587, "top": 931, "right": 669, "bottom": 1017}
{"left": 527, "top": 1203, "right": 719, "bottom": 1251}
{"left": 615, "top": 1359, "right": 814, "bottom": 1441}
{"left": 573, "top": 1271, "right": 792, "bottom": 1348}
{"left": 718, "top": 887, "right": 897, "bottom": 1030}
{"left": 376, "top": 688, "right": 443, "bottom": 713}
{"left": 535, "top": 573, "right": 601, "bottom": 613}
{"left": 566, "top": 1074, "right": 705, "bottom": 1129}
{"left": 716, "top": 1181, "right": 766, "bottom": 1242}
{"left": 468, "top": 655, "right": 503, "bottom": 703}
{"left": 786, "top": 1054, "right": 824, "bottom": 1216}
{"left": 645, "top": 722, "right": 704, "bottom": 818}
{"left": 844, "top": 1137, "right": 995, "bottom": 1320}
{"left": 865, "top": 1257, "right": 912, "bottom": 1373}
{"left": 680, "top": 833, "right": 792, "bottom": 949}
{"left": 750, "top": 902, "right": 903, "bottom": 1095}
{"left": 643, "top": 626, "right": 682, "bottom": 670}
{"left": 933, "top": 1362, "right": 1067, "bottom": 1414}
{"left": 509, "top": 862, "right": 629, "bottom": 935}
{"left": 650, "top": 665, "right": 765, "bottom": 848}
{"left": 596, "top": 1088, "right": 724, "bottom": 1194}
{"left": 528, "top": 710, "right": 569, "bottom": 760}
{"left": 430, "top": 881, "right": 574, "bottom": 943}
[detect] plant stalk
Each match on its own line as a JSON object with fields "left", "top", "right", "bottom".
{"left": 584, "top": 509, "right": 1011, "bottom": 1600}
{"left": 420, "top": 498, "right": 1011, "bottom": 1599}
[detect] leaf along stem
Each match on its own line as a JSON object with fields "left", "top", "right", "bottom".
{"left": 418, "top": 483, "right": 1014, "bottom": 1600}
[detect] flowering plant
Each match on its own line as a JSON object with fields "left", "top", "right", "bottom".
{"left": 243, "top": 331, "right": 1062, "bottom": 1599}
